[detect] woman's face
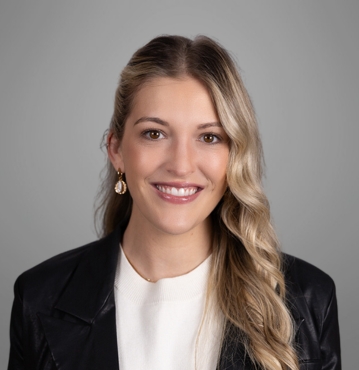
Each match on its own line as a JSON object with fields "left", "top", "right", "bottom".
{"left": 109, "top": 76, "right": 229, "bottom": 236}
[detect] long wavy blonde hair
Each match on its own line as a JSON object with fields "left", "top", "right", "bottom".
{"left": 96, "top": 35, "right": 298, "bottom": 370}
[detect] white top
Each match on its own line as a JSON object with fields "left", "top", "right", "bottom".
{"left": 114, "top": 245, "right": 222, "bottom": 370}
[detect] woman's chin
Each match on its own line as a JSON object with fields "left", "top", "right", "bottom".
{"left": 152, "top": 219, "right": 203, "bottom": 237}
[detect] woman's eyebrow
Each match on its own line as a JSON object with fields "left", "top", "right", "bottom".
{"left": 197, "top": 122, "right": 222, "bottom": 129}
{"left": 134, "top": 116, "right": 169, "bottom": 126}
{"left": 133, "top": 117, "right": 222, "bottom": 129}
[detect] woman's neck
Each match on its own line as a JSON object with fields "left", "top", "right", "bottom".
{"left": 121, "top": 216, "right": 212, "bottom": 283}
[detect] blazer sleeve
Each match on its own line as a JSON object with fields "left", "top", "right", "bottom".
{"left": 8, "top": 277, "right": 25, "bottom": 370}
{"left": 321, "top": 282, "right": 341, "bottom": 370}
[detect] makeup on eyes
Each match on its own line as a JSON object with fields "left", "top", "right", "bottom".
{"left": 140, "top": 127, "right": 225, "bottom": 144}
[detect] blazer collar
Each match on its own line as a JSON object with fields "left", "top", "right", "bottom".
{"left": 54, "top": 227, "right": 121, "bottom": 323}
{"left": 38, "top": 227, "right": 122, "bottom": 370}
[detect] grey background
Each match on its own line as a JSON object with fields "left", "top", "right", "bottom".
{"left": 1, "top": 0, "right": 358, "bottom": 367}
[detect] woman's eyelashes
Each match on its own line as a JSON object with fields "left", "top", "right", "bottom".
{"left": 199, "top": 133, "right": 223, "bottom": 144}
{"left": 141, "top": 129, "right": 166, "bottom": 140}
{"left": 141, "top": 129, "right": 224, "bottom": 144}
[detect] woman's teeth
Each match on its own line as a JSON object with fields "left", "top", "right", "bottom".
{"left": 156, "top": 185, "right": 198, "bottom": 196}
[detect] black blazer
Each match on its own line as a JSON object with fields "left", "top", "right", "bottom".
{"left": 8, "top": 226, "right": 341, "bottom": 370}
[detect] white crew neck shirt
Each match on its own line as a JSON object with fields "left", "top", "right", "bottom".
{"left": 114, "top": 245, "right": 222, "bottom": 370}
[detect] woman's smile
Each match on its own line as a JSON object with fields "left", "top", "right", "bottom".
{"left": 153, "top": 182, "right": 203, "bottom": 204}
{"left": 155, "top": 185, "right": 199, "bottom": 197}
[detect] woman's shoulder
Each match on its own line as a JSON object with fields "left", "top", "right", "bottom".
{"left": 14, "top": 241, "right": 94, "bottom": 306}
{"left": 283, "top": 253, "right": 335, "bottom": 290}
{"left": 281, "top": 255, "right": 341, "bottom": 366}
{"left": 282, "top": 253, "right": 337, "bottom": 314}
{"left": 14, "top": 231, "right": 119, "bottom": 308}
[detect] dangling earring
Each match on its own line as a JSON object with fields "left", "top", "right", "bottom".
{"left": 114, "top": 170, "right": 127, "bottom": 195}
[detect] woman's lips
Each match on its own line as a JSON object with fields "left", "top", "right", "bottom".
{"left": 152, "top": 183, "right": 203, "bottom": 204}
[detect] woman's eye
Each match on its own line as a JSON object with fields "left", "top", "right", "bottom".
{"left": 143, "top": 130, "right": 164, "bottom": 140}
{"left": 201, "top": 134, "right": 220, "bottom": 143}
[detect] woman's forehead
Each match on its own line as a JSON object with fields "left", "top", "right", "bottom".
{"left": 129, "top": 76, "right": 218, "bottom": 122}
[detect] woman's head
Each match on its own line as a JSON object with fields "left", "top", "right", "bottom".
{"left": 103, "top": 35, "right": 264, "bottom": 235}
{"left": 108, "top": 75, "right": 229, "bottom": 237}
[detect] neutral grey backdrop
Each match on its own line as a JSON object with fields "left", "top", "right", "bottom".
{"left": 1, "top": 0, "right": 358, "bottom": 367}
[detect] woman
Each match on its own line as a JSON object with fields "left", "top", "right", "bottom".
{"left": 8, "top": 35, "right": 341, "bottom": 370}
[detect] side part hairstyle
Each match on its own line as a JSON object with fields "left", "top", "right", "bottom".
{"left": 96, "top": 35, "right": 298, "bottom": 370}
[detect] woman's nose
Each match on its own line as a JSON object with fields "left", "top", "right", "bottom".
{"left": 165, "top": 139, "right": 196, "bottom": 177}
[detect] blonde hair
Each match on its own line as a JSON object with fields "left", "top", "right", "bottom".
{"left": 96, "top": 35, "right": 298, "bottom": 370}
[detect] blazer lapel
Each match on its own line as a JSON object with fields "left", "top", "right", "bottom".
{"left": 283, "top": 255, "right": 321, "bottom": 364}
{"left": 216, "top": 256, "right": 310, "bottom": 370}
{"left": 216, "top": 316, "right": 305, "bottom": 370}
{"left": 38, "top": 229, "right": 121, "bottom": 370}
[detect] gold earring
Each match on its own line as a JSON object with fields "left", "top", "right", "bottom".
{"left": 114, "top": 170, "right": 127, "bottom": 195}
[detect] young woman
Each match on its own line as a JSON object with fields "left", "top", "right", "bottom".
{"left": 8, "top": 35, "right": 341, "bottom": 370}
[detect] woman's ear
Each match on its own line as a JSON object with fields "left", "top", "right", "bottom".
{"left": 107, "top": 131, "right": 125, "bottom": 172}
